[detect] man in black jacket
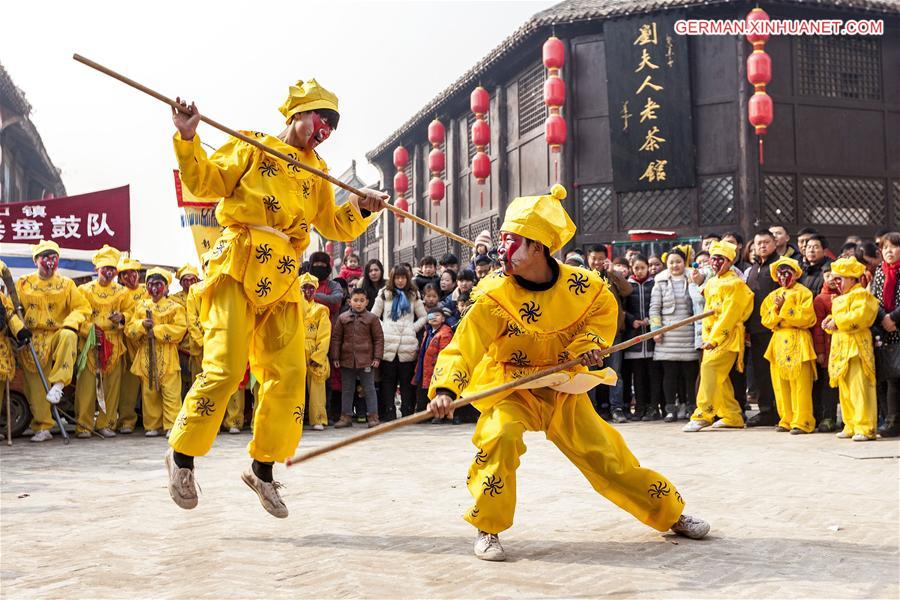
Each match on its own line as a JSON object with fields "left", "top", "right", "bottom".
{"left": 799, "top": 234, "right": 832, "bottom": 296}
{"left": 744, "top": 229, "right": 780, "bottom": 426}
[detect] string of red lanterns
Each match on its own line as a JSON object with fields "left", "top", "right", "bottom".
{"left": 428, "top": 119, "right": 446, "bottom": 217}
{"left": 470, "top": 86, "right": 490, "bottom": 209}
{"left": 543, "top": 35, "right": 567, "bottom": 183}
{"left": 746, "top": 7, "right": 773, "bottom": 165}
{"left": 392, "top": 145, "right": 409, "bottom": 240}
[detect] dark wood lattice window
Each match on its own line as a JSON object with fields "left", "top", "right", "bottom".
{"left": 893, "top": 180, "right": 900, "bottom": 229}
{"left": 797, "top": 37, "right": 882, "bottom": 101}
{"left": 801, "top": 176, "right": 885, "bottom": 226}
{"left": 700, "top": 176, "right": 736, "bottom": 226}
{"left": 619, "top": 188, "right": 693, "bottom": 230}
{"left": 467, "top": 113, "right": 490, "bottom": 162}
{"left": 763, "top": 174, "right": 796, "bottom": 224}
{"left": 399, "top": 247, "right": 416, "bottom": 267}
{"left": 518, "top": 62, "right": 547, "bottom": 136}
{"left": 579, "top": 185, "right": 614, "bottom": 232}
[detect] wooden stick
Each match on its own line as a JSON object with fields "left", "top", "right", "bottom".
{"left": 286, "top": 310, "right": 713, "bottom": 466}
{"left": 72, "top": 54, "right": 476, "bottom": 249}
{"left": 5, "top": 380, "right": 11, "bottom": 446}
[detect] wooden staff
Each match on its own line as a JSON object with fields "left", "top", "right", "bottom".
{"left": 286, "top": 310, "right": 713, "bottom": 466}
{"left": 72, "top": 54, "right": 476, "bottom": 249}
{"left": 5, "top": 380, "right": 11, "bottom": 446}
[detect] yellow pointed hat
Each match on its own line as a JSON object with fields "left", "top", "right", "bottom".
{"left": 176, "top": 264, "right": 200, "bottom": 280}
{"left": 500, "top": 184, "right": 576, "bottom": 254}
{"left": 117, "top": 252, "right": 141, "bottom": 272}
{"left": 831, "top": 256, "right": 867, "bottom": 279}
{"left": 145, "top": 267, "right": 173, "bottom": 286}
{"left": 299, "top": 272, "right": 320, "bottom": 288}
{"left": 31, "top": 239, "right": 60, "bottom": 258}
{"left": 769, "top": 256, "right": 802, "bottom": 280}
{"left": 709, "top": 240, "right": 737, "bottom": 262}
{"left": 278, "top": 79, "right": 339, "bottom": 124}
{"left": 92, "top": 244, "right": 121, "bottom": 269}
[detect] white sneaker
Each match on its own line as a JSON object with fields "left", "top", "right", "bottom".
{"left": 241, "top": 469, "right": 288, "bottom": 518}
{"left": 671, "top": 514, "right": 710, "bottom": 539}
{"left": 30, "top": 429, "right": 53, "bottom": 443}
{"left": 145, "top": 429, "right": 161, "bottom": 437}
{"left": 119, "top": 427, "right": 133, "bottom": 434}
{"left": 76, "top": 431, "right": 91, "bottom": 439}
{"left": 45, "top": 382, "right": 64, "bottom": 404}
{"left": 473, "top": 530, "right": 506, "bottom": 561}
{"left": 228, "top": 427, "right": 241, "bottom": 434}
{"left": 165, "top": 430, "right": 171, "bottom": 439}
{"left": 836, "top": 431, "right": 851, "bottom": 439}
{"left": 98, "top": 428, "right": 116, "bottom": 438}
{"left": 682, "top": 420, "right": 710, "bottom": 432}
{"left": 852, "top": 433, "right": 874, "bottom": 442}
{"left": 711, "top": 419, "right": 744, "bottom": 429}
{"left": 165, "top": 448, "right": 199, "bottom": 509}
{"left": 312, "top": 424, "right": 325, "bottom": 431}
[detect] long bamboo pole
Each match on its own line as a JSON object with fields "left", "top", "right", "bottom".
{"left": 286, "top": 310, "right": 713, "bottom": 466}
{"left": 72, "top": 54, "right": 476, "bottom": 248}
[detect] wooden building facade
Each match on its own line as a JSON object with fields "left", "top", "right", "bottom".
{"left": 365, "top": 0, "right": 900, "bottom": 268}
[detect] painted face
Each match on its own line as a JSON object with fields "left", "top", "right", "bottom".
{"left": 147, "top": 278, "right": 167, "bottom": 301}
{"left": 180, "top": 275, "right": 199, "bottom": 291}
{"left": 98, "top": 266, "right": 118, "bottom": 285}
{"left": 119, "top": 270, "right": 139, "bottom": 289}
{"left": 709, "top": 254, "right": 729, "bottom": 275}
{"left": 776, "top": 266, "right": 796, "bottom": 288}
{"left": 498, "top": 232, "right": 528, "bottom": 275}
{"left": 832, "top": 275, "right": 855, "bottom": 294}
{"left": 302, "top": 284, "right": 316, "bottom": 301}
{"left": 307, "top": 112, "right": 333, "bottom": 149}
{"left": 36, "top": 252, "right": 59, "bottom": 278}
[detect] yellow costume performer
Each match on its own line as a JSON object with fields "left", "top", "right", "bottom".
{"left": 1, "top": 261, "right": 26, "bottom": 391}
{"left": 826, "top": 257, "right": 879, "bottom": 440}
{"left": 116, "top": 254, "right": 147, "bottom": 433}
{"left": 168, "top": 79, "right": 374, "bottom": 465}
{"left": 126, "top": 268, "right": 187, "bottom": 435}
{"left": 429, "top": 186, "right": 698, "bottom": 556}
{"left": 16, "top": 240, "right": 90, "bottom": 436}
{"left": 171, "top": 264, "right": 203, "bottom": 391}
{"left": 75, "top": 245, "right": 134, "bottom": 437}
{"left": 760, "top": 257, "right": 817, "bottom": 433}
{"left": 300, "top": 273, "right": 331, "bottom": 428}
{"left": 688, "top": 241, "right": 753, "bottom": 430}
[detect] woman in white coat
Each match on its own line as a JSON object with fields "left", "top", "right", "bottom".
{"left": 372, "top": 264, "right": 427, "bottom": 420}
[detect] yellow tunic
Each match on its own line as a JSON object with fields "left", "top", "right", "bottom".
{"left": 302, "top": 298, "right": 331, "bottom": 382}
{"left": 77, "top": 280, "right": 135, "bottom": 373}
{"left": 122, "top": 284, "right": 148, "bottom": 357}
{"left": 171, "top": 288, "right": 202, "bottom": 359}
{"left": 173, "top": 132, "right": 372, "bottom": 308}
{"left": 760, "top": 284, "right": 817, "bottom": 379}
{"left": 126, "top": 297, "right": 187, "bottom": 378}
{"left": 701, "top": 270, "right": 753, "bottom": 370}
{"left": 1, "top": 293, "right": 25, "bottom": 380}
{"left": 827, "top": 284, "right": 878, "bottom": 387}
{"left": 15, "top": 273, "right": 90, "bottom": 372}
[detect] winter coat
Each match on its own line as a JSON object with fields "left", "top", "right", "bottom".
{"left": 624, "top": 276, "right": 654, "bottom": 359}
{"left": 813, "top": 287, "right": 838, "bottom": 360}
{"left": 413, "top": 274, "right": 441, "bottom": 294}
{"left": 745, "top": 254, "right": 780, "bottom": 335}
{"left": 649, "top": 270, "right": 699, "bottom": 361}
{"left": 330, "top": 309, "right": 384, "bottom": 369}
{"left": 872, "top": 263, "right": 900, "bottom": 347}
{"left": 413, "top": 324, "right": 454, "bottom": 388}
{"left": 372, "top": 288, "right": 428, "bottom": 362}
{"left": 595, "top": 269, "right": 632, "bottom": 334}
{"left": 799, "top": 257, "right": 832, "bottom": 297}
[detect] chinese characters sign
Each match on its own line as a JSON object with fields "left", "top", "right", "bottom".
{"left": 0, "top": 186, "right": 130, "bottom": 250}
{"left": 605, "top": 14, "right": 695, "bottom": 192}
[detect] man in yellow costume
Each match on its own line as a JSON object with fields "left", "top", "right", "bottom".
{"left": 116, "top": 253, "right": 147, "bottom": 434}
{"left": 170, "top": 264, "right": 203, "bottom": 395}
{"left": 684, "top": 241, "right": 753, "bottom": 432}
{"left": 822, "top": 257, "right": 879, "bottom": 441}
{"left": 74, "top": 244, "right": 134, "bottom": 438}
{"left": 1, "top": 260, "right": 30, "bottom": 441}
{"left": 127, "top": 268, "right": 187, "bottom": 437}
{"left": 760, "top": 257, "right": 817, "bottom": 434}
{"left": 300, "top": 273, "right": 331, "bottom": 431}
{"left": 165, "top": 80, "right": 386, "bottom": 517}
{"left": 16, "top": 240, "right": 90, "bottom": 442}
{"left": 428, "top": 185, "right": 709, "bottom": 561}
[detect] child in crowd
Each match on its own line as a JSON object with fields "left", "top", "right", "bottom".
{"left": 421, "top": 283, "right": 441, "bottom": 314}
{"left": 412, "top": 307, "right": 454, "bottom": 414}
{"left": 455, "top": 292, "right": 472, "bottom": 329}
{"left": 339, "top": 253, "right": 363, "bottom": 283}
{"left": 469, "top": 230, "right": 492, "bottom": 270}
{"left": 414, "top": 256, "right": 441, "bottom": 292}
{"left": 648, "top": 255, "right": 664, "bottom": 277}
{"left": 612, "top": 257, "right": 631, "bottom": 280}
{"left": 812, "top": 265, "right": 840, "bottom": 432}
{"left": 439, "top": 269, "right": 457, "bottom": 300}
{"left": 331, "top": 288, "right": 384, "bottom": 428}
{"left": 473, "top": 254, "right": 493, "bottom": 281}
{"left": 623, "top": 255, "right": 662, "bottom": 420}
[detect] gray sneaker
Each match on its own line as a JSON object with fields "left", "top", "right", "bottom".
{"left": 165, "top": 448, "right": 199, "bottom": 510}
{"left": 473, "top": 530, "right": 506, "bottom": 561}
{"left": 671, "top": 514, "right": 710, "bottom": 539}
{"left": 241, "top": 469, "right": 288, "bottom": 518}
{"left": 98, "top": 428, "right": 117, "bottom": 438}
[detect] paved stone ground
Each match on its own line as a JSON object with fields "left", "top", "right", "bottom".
{"left": 1, "top": 421, "right": 898, "bottom": 599}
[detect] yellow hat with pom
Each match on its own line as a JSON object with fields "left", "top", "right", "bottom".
{"left": 499, "top": 184, "right": 576, "bottom": 254}
{"left": 830, "top": 256, "right": 866, "bottom": 279}
{"left": 278, "top": 79, "right": 339, "bottom": 124}
{"left": 299, "top": 272, "right": 319, "bottom": 288}
{"left": 769, "top": 256, "right": 802, "bottom": 280}
{"left": 31, "top": 239, "right": 60, "bottom": 258}
{"left": 117, "top": 252, "right": 142, "bottom": 272}
{"left": 709, "top": 240, "right": 737, "bottom": 262}
{"left": 92, "top": 244, "right": 121, "bottom": 269}
{"left": 145, "top": 267, "right": 173, "bottom": 286}
{"left": 176, "top": 264, "right": 200, "bottom": 281}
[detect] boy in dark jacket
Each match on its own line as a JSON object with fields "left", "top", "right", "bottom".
{"left": 623, "top": 255, "right": 662, "bottom": 420}
{"left": 331, "top": 289, "right": 384, "bottom": 428}
{"left": 413, "top": 256, "right": 441, "bottom": 293}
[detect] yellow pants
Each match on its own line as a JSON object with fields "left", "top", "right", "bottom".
{"left": 692, "top": 350, "right": 744, "bottom": 427}
{"left": 21, "top": 328, "right": 78, "bottom": 432}
{"left": 118, "top": 367, "right": 141, "bottom": 431}
{"left": 771, "top": 362, "right": 815, "bottom": 432}
{"left": 837, "top": 357, "right": 877, "bottom": 438}
{"left": 223, "top": 388, "right": 245, "bottom": 430}
{"left": 465, "top": 390, "right": 685, "bottom": 535}
{"left": 307, "top": 370, "right": 328, "bottom": 427}
{"left": 169, "top": 277, "right": 307, "bottom": 463}
{"left": 142, "top": 370, "right": 182, "bottom": 432}
{"left": 74, "top": 361, "right": 123, "bottom": 433}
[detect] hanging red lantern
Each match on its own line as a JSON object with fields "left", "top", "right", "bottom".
{"left": 344, "top": 246, "right": 353, "bottom": 257}
{"left": 428, "top": 119, "right": 445, "bottom": 145}
{"left": 428, "top": 148, "right": 445, "bottom": 174}
{"left": 324, "top": 241, "right": 334, "bottom": 254}
{"left": 472, "top": 151, "right": 490, "bottom": 184}
{"left": 392, "top": 146, "right": 409, "bottom": 169}
{"left": 745, "top": 7, "right": 771, "bottom": 48}
{"left": 395, "top": 196, "right": 409, "bottom": 222}
{"left": 470, "top": 86, "right": 489, "bottom": 117}
{"left": 470, "top": 87, "right": 491, "bottom": 208}
{"left": 471, "top": 119, "right": 490, "bottom": 147}
{"left": 545, "top": 114, "right": 567, "bottom": 151}
{"left": 744, "top": 7, "right": 773, "bottom": 165}
{"left": 428, "top": 177, "right": 445, "bottom": 203}
{"left": 747, "top": 51, "right": 772, "bottom": 88}
{"left": 427, "top": 119, "right": 446, "bottom": 207}
{"left": 749, "top": 93, "right": 773, "bottom": 135}
{"left": 542, "top": 36, "right": 565, "bottom": 72}
{"left": 543, "top": 35, "right": 566, "bottom": 180}
{"left": 393, "top": 171, "right": 409, "bottom": 196}
{"left": 543, "top": 76, "right": 566, "bottom": 107}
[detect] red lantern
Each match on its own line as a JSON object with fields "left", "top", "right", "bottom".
{"left": 745, "top": 7, "right": 770, "bottom": 48}
{"left": 470, "top": 86, "right": 489, "bottom": 116}
{"left": 746, "top": 51, "right": 772, "bottom": 89}
{"left": 472, "top": 152, "right": 490, "bottom": 184}
{"left": 393, "top": 171, "right": 409, "bottom": 195}
{"left": 545, "top": 114, "right": 567, "bottom": 151}
{"left": 745, "top": 7, "right": 773, "bottom": 165}
{"left": 542, "top": 36, "right": 565, "bottom": 72}
{"left": 392, "top": 146, "right": 409, "bottom": 169}
{"left": 748, "top": 93, "right": 773, "bottom": 135}
{"left": 428, "top": 177, "right": 445, "bottom": 203}
{"left": 428, "top": 148, "right": 445, "bottom": 174}
{"left": 428, "top": 119, "right": 445, "bottom": 145}
{"left": 471, "top": 119, "right": 490, "bottom": 147}
{"left": 324, "top": 241, "right": 334, "bottom": 254}
{"left": 395, "top": 196, "right": 409, "bottom": 223}
{"left": 344, "top": 246, "right": 353, "bottom": 257}
{"left": 544, "top": 76, "right": 566, "bottom": 107}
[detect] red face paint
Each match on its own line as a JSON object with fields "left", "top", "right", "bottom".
{"left": 709, "top": 255, "right": 728, "bottom": 276}
{"left": 776, "top": 267, "right": 795, "bottom": 288}
{"left": 180, "top": 275, "right": 199, "bottom": 291}
{"left": 307, "top": 112, "right": 332, "bottom": 149}
{"left": 98, "top": 266, "right": 118, "bottom": 285}
{"left": 147, "top": 279, "right": 167, "bottom": 300}
{"left": 499, "top": 232, "right": 524, "bottom": 274}
{"left": 37, "top": 253, "right": 59, "bottom": 276}
{"left": 302, "top": 285, "right": 316, "bottom": 301}
{"left": 119, "top": 271, "right": 139, "bottom": 289}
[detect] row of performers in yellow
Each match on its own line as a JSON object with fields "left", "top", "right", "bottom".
{"left": 682, "top": 241, "right": 879, "bottom": 440}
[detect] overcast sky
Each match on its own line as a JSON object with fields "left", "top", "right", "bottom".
{"left": 2, "top": 0, "right": 554, "bottom": 266}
